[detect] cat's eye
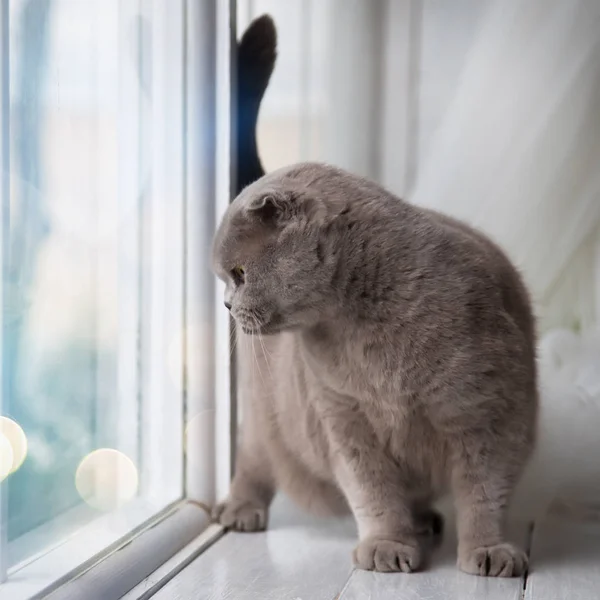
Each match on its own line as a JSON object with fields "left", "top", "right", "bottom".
{"left": 231, "top": 266, "right": 245, "bottom": 284}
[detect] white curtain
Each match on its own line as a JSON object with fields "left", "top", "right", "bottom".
{"left": 410, "top": 0, "right": 600, "bottom": 332}
{"left": 249, "top": 0, "right": 600, "bottom": 331}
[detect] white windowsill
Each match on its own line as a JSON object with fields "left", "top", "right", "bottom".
{"left": 2, "top": 497, "right": 177, "bottom": 600}
{"left": 120, "top": 523, "right": 224, "bottom": 600}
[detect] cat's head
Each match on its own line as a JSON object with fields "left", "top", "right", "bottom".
{"left": 212, "top": 168, "right": 341, "bottom": 335}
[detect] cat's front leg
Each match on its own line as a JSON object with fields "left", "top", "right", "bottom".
{"left": 212, "top": 443, "right": 275, "bottom": 532}
{"left": 451, "top": 432, "right": 529, "bottom": 577}
{"left": 320, "top": 400, "right": 432, "bottom": 573}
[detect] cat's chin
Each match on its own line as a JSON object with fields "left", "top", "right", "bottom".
{"left": 239, "top": 324, "right": 262, "bottom": 335}
{"left": 238, "top": 318, "right": 290, "bottom": 336}
{"left": 239, "top": 321, "right": 277, "bottom": 336}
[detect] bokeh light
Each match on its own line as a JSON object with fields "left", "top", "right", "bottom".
{"left": 0, "top": 416, "right": 28, "bottom": 475}
{"left": 75, "top": 448, "right": 139, "bottom": 511}
{"left": 0, "top": 432, "right": 14, "bottom": 482}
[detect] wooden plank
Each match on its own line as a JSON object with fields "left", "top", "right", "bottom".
{"left": 153, "top": 495, "right": 356, "bottom": 600}
{"left": 155, "top": 497, "right": 530, "bottom": 600}
{"left": 340, "top": 517, "right": 529, "bottom": 600}
{"left": 525, "top": 518, "right": 600, "bottom": 600}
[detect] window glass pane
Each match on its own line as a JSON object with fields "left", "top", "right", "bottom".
{"left": 3, "top": 0, "right": 184, "bottom": 569}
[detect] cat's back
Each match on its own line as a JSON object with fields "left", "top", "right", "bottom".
{"left": 259, "top": 161, "right": 536, "bottom": 365}
{"left": 422, "top": 207, "right": 536, "bottom": 353}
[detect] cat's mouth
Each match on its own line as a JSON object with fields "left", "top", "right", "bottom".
{"left": 234, "top": 310, "right": 283, "bottom": 336}
{"left": 239, "top": 322, "right": 262, "bottom": 335}
{"left": 233, "top": 308, "right": 271, "bottom": 335}
{"left": 238, "top": 320, "right": 280, "bottom": 336}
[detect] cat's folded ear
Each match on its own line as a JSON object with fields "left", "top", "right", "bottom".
{"left": 246, "top": 192, "right": 292, "bottom": 225}
{"left": 246, "top": 190, "right": 326, "bottom": 226}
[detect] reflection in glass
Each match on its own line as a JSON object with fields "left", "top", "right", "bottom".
{"left": 3, "top": 0, "right": 176, "bottom": 567}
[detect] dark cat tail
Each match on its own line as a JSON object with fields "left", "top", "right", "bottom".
{"left": 235, "top": 14, "right": 277, "bottom": 195}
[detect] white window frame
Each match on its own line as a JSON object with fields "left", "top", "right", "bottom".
{"left": 0, "top": 0, "right": 234, "bottom": 597}
{"left": 0, "top": 0, "right": 10, "bottom": 584}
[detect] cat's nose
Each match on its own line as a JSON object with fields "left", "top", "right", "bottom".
{"left": 224, "top": 301, "right": 232, "bottom": 311}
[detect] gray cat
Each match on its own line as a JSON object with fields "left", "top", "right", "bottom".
{"left": 212, "top": 161, "right": 538, "bottom": 577}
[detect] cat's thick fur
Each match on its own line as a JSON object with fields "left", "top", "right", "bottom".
{"left": 212, "top": 162, "right": 538, "bottom": 577}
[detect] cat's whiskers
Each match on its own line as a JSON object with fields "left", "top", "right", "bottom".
{"left": 255, "top": 320, "right": 274, "bottom": 382}
{"left": 229, "top": 322, "right": 237, "bottom": 361}
{"left": 250, "top": 332, "right": 266, "bottom": 386}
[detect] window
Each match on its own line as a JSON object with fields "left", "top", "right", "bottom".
{"left": 0, "top": 1, "right": 597, "bottom": 598}
{"left": 0, "top": 0, "right": 227, "bottom": 597}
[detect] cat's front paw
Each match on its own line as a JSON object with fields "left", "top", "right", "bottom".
{"left": 212, "top": 498, "right": 269, "bottom": 532}
{"left": 458, "top": 542, "right": 528, "bottom": 577}
{"left": 353, "top": 537, "right": 423, "bottom": 573}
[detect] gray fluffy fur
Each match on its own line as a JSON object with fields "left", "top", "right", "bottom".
{"left": 212, "top": 162, "right": 538, "bottom": 577}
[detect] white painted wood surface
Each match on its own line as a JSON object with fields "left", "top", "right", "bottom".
{"left": 152, "top": 496, "right": 534, "bottom": 600}
{"left": 339, "top": 520, "right": 528, "bottom": 600}
{"left": 525, "top": 518, "right": 600, "bottom": 600}
{"left": 152, "top": 495, "right": 357, "bottom": 600}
